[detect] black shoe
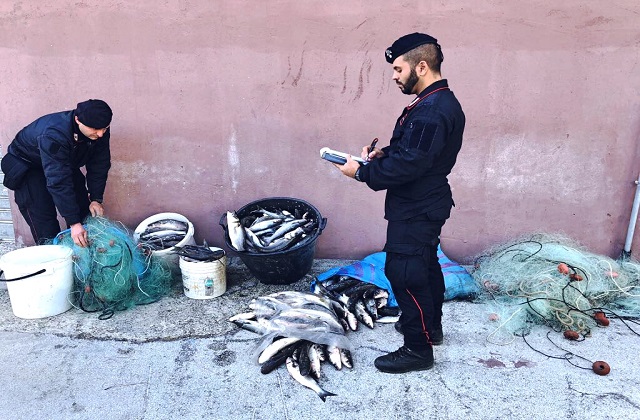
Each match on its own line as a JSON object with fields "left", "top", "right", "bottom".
{"left": 394, "top": 321, "right": 444, "bottom": 346}
{"left": 374, "top": 345, "right": 434, "bottom": 374}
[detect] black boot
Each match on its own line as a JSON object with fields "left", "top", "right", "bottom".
{"left": 394, "top": 321, "right": 444, "bottom": 346}
{"left": 374, "top": 345, "right": 434, "bottom": 374}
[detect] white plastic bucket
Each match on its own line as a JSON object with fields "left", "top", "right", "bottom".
{"left": 0, "top": 245, "right": 74, "bottom": 319}
{"left": 179, "top": 247, "right": 226, "bottom": 299}
{"left": 133, "top": 212, "right": 196, "bottom": 268}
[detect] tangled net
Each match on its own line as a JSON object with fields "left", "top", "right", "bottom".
{"left": 471, "top": 233, "right": 640, "bottom": 344}
{"left": 51, "top": 216, "right": 174, "bottom": 319}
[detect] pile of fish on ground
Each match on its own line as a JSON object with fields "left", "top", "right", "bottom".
{"left": 229, "top": 278, "right": 399, "bottom": 401}
{"left": 136, "top": 218, "right": 189, "bottom": 251}
{"left": 226, "top": 207, "right": 317, "bottom": 253}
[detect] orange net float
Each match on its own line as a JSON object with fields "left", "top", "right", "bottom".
{"left": 592, "top": 361, "right": 611, "bottom": 375}
{"left": 594, "top": 312, "right": 610, "bottom": 326}
{"left": 557, "top": 263, "right": 570, "bottom": 275}
{"left": 563, "top": 330, "right": 580, "bottom": 340}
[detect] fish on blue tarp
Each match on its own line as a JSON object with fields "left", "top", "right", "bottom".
{"left": 311, "top": 246, "right": 479, "bottom": 306}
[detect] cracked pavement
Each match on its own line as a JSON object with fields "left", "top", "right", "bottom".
{"left": 1, "top": 257, "right": 639, "bottom": 419}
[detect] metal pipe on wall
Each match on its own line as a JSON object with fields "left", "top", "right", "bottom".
{"left": 622, "top": 174, "right": 640, "bottom": 259}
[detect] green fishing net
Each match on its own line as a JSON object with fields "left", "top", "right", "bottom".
{"left": 470, "top": 233, "right": 640, "bottom": 343}
{"left": 51, "top": 216, "right": 174, "bottom": 318}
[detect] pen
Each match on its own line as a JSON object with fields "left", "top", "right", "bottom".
{"left": 368, "top": 137, "right": 379, "bottom": 157}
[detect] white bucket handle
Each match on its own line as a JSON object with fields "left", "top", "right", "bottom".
{"left": 0, "top": 268, "right": 47, "bottom": 282}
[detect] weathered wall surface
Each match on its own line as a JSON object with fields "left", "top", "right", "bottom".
{"left": 1, "top": 1, "right": 639, "bottom": 261}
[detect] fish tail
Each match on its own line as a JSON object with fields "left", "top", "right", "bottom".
{"left": 318, "top": 389, "right": 337, "bottom": 402}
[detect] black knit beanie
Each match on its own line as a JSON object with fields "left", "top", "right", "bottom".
{"left": 75, "top": 99, "right": 112, "bottom": 129}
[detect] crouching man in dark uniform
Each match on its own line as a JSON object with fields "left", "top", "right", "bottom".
{"left": 333, "top": 33, "right": 465, "bottom": 373}
{"left": 1, "top": 99, "right": 112, "bottom": 247}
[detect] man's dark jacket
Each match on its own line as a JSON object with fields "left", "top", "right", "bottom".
{"left": 6, "top": 110, "right": 111, "bottom": 225}
{"left": 358, "top": 79, "right": 465, "bottom": 223}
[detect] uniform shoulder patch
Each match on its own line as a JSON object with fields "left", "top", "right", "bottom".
{"left": 408, "top": 121, "right": 439, "bottom": 152}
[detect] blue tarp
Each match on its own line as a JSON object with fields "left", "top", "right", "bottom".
{"left": 311, "top": 246, "right": 479, "bottom": 307}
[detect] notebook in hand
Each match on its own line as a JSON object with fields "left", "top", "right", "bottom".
{"left": 320, "top": 147, "right": 366, "bottom": 165}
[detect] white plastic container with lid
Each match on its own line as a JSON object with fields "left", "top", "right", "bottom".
{"left": 179, "top": 247, "right": 226, "bottom": 299}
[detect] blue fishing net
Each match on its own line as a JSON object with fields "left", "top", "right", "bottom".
{"left": 51, "top": 216, "right": 173, "bottom": 318}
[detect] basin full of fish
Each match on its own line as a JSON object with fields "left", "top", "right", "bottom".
{"left": 226, "top": 207, "right": 317, "bottom": 253}
{"left": 136, "top": 218, "right": 189, "bottom": 250}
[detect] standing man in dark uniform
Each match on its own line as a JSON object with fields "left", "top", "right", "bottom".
{"left": 333, "top": 33, "right": 465, "bottom": 373}
{"left": 1, "top": 99, "right": 113, "bottom": 247}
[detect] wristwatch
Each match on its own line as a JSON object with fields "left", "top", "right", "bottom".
{"left": 354, "top": 167, "right": 363, "bottom": 182}
{"left": 92, "top": 198, "right": 103, "bottom": 204}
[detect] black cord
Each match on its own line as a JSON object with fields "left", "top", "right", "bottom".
{"left": 517, "top": 331, "right": 592, "bottom": 371}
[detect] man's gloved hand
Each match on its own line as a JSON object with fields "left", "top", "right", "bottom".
{"left": 71, "top": 223, "right": 88, "bottom": 247}
{"left": 89, "top": 201, "right": 104, "bottom": 217}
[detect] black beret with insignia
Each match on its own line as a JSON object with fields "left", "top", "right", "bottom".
{"left": 385, "top": 32, "right": 443, "bottom": 64}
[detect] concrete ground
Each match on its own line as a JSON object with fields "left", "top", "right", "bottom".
{"left": 0, "top": 257, "right": 639, "bottom": 420}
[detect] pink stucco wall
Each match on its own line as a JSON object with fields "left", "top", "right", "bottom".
{"left": 1, "top": 1, "right": 639, "bottom": 262}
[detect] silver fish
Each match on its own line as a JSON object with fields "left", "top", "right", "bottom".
{"left": 227, "top": 211, "right": 245, "bottom": 251}
{"left": 228, "top": 312, "right": 256, "bottom": 322}
{"left": 286, "top": 357, "right": 336, "bottom": 402}
{"left": 308, "top": 343, "right": 322, "bottom": 380}
{"left": 263, "top": 219, "right": 308, "bottom": 244}
{"left": 297, "top": 342, "right": 312, "bottom": 377}
{"left": 146, "top": 219, "right": 188, "bottom": 231}
{"left": 312, "top": 343, "right": 326, "bottom": 362}
{"left": 364, "top": 297, "right": 379, "bottom": 320}
{"left": 373, "top": 288, "right": 389, "bottom": 300}
{"left": 331, "top": 300, "right": 358, "bottom": 331}
{"left": 354, "top": 299, "right": 374, "bottom": 329}
{"left": 140, "top": 229, "right": 188, "bottom": 240}
{"left": 260, "top": 341, "right": 301, "bottom": 375}
{"left": 255, "top": 236, "right": 292, "bottom": 253}
{"left": 249, "top": 218, "right": 283, "bottom": 232}
{"left": 258, "top": 337, "right": 302, "bottom": 364}
{"left": 340, "top": 348, "right": 353, "bottom": 369}
{"left": 376, "top": 297, "right": 388, "bottom": 309}
{"left": 325, "top": 345, "right": 342, "bottom": 370}
{"left": 345, "top": 308, "right": 358, "bottom": 331}
{"left": 267, "top": 291, "right": 334, "bottom": 311}
{"left": 376, "top": 315, "right": 400, "bottom": 323}
{"left": 243, "top": 227, "right": 264, "bottom": 248}
{"left": 254, "top": 208, "right": 290, "bottom": 220}
{"left": 229, "top": 319, "right": 266, "bottom": 335}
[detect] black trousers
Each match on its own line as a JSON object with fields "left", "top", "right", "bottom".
{"left": 14, "top": 168, "right": 91, "bottom": 244}
{"left": 384, "top": 218, "right": 446, "bottom": 351}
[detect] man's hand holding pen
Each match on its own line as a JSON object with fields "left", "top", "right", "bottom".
{"left": 333, "top": 138, "right": 384, "bottom": 180}
{"left": 362, "top": 137, "right": 384, "bottom": 161}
